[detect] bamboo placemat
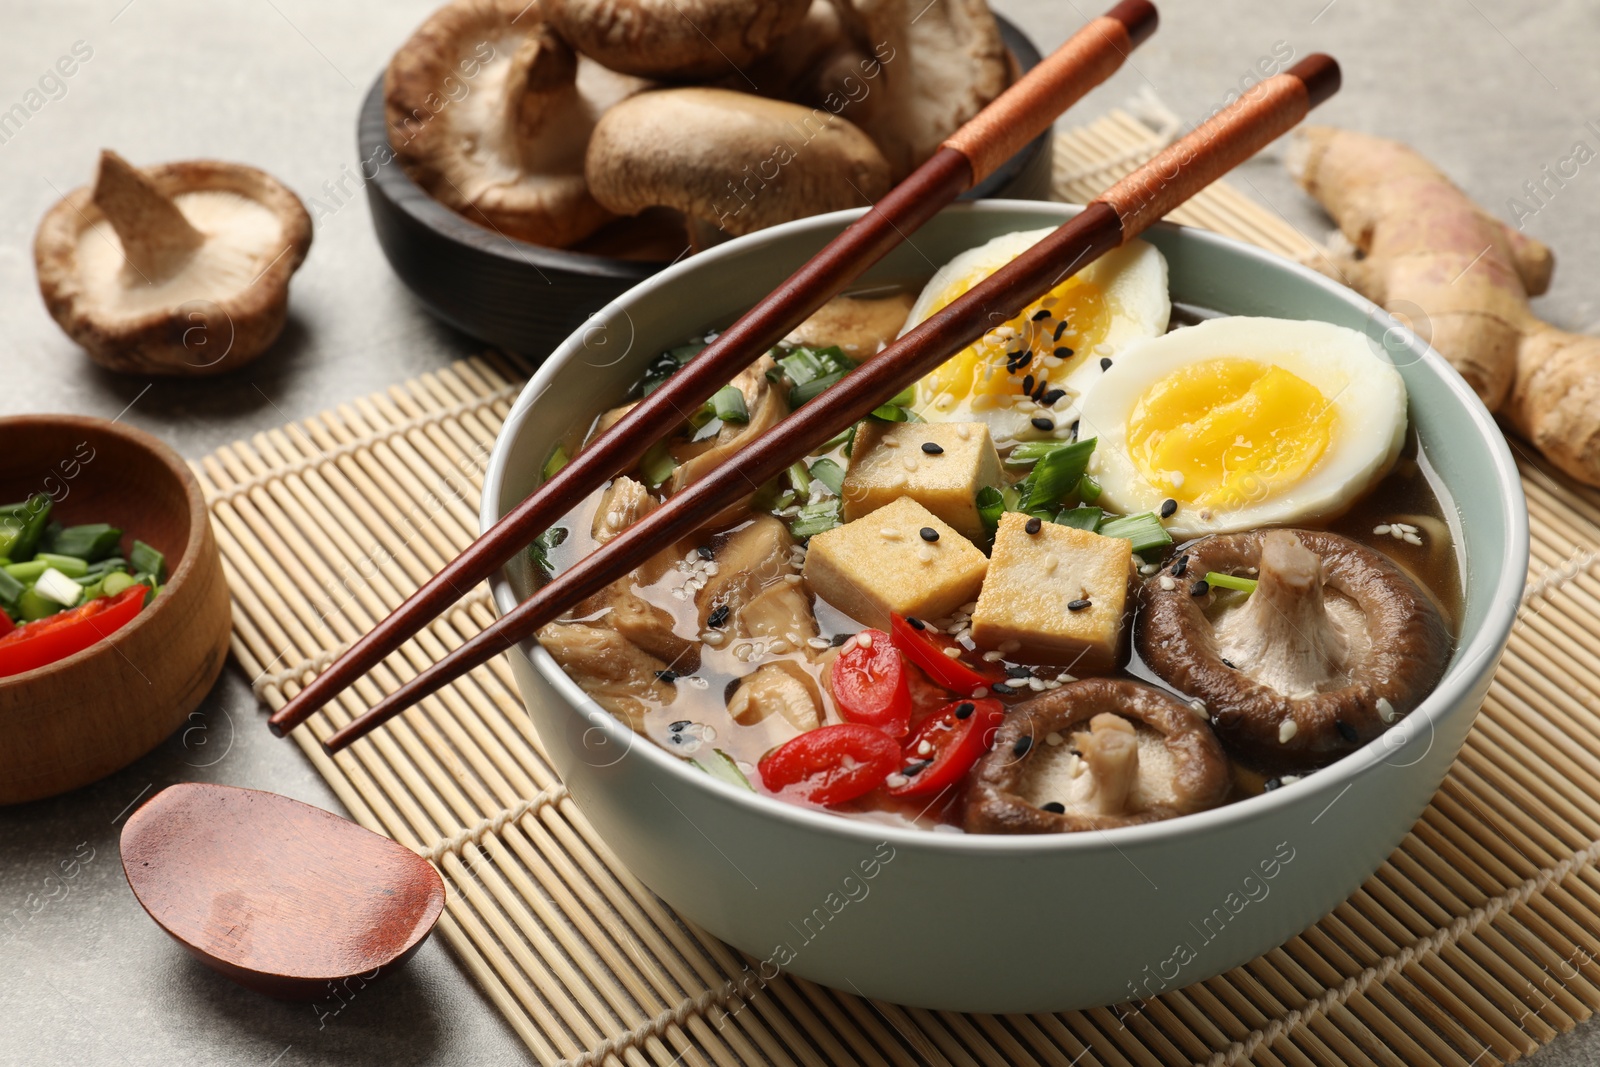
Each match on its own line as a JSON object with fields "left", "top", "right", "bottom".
{"left": 202, "top": 109, "right": 1600, "bottom": 1066}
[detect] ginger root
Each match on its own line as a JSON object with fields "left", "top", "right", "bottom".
{"left": 1289, "top": 126, "right": 1600, "bottom": 486}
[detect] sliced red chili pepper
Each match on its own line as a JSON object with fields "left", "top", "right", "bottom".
{"left": 829, "top": 630, "right": 912, "bottom": 737}
{"left": 0, "top": 585, "right": 148, "bottom": 678}
{"left": 0, "top": 610, "right": 13, "bottom": 640}
{"left": 889, "top": 613, "right": 1007, "bottom": 695}
{"left": 887, "top": 698, "right": 1006, "bottom": 797}
{"left": 758, "top": 723, "right": 901, "bottom": 807}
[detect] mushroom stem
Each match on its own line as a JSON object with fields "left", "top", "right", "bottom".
{"left": 92, "top": 150, "right": 204, "bottom": 281}
{"left": 1219, "top": 530, "right": 1348, "bottom": 696}
{"left": 1078, "top": 713, "right": 1138, "bottom": 815}
{"left": 504, "top": 25, "right": 579, "bottom": 148}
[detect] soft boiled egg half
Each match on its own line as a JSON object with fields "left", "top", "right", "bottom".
{"left": 904, "top": 228, "right": 1169, "bottom": 446}
{"left": 1079, "top": 316, "right": 1407, "bottom": 538}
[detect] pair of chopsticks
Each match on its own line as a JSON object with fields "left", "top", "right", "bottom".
{"left": 273, "top": 9, "right": 1341, "bottom": 755}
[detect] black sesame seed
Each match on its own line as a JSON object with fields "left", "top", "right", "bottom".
{"left": 1335, "top": 720, "right": 1359, "bottom": 744}
{"left": 1021, "top": 374, "right": 1034, "bottom": 394}
{"left": 1012, "top": 735, "right": 1033, "bottom": 757}
{"left": 955, "top": 702, "right": 975, "bottom": 719}
{"left": 1190, "top": 579, "right": 1210, "bottom": 597}
{"left": 1099, "top": 357, "right": 1113, "bottom": 371}
{"left": 1041, "top": 388, "right": 1066, "bottom": 406}
{"left": 1263, "top": 777, "right": 1283, "bottom": 792}
{"left": 1031, "top": 308, "right": 1051, "bottom": 321}
{"left": 696, "top": 545, "right": 715, "bottom": 561}
{"left": 906, "top": 616, "right": 926, "bottom": 630}
{"left": 1031, "top": 416, "right": 1054, "bottom": 431}
{"left": 830, "top": 632, "right": 853, "bottom": 647}
{"left": 1053, "top": 321, "right": 1070, "bottom": 341}
{"left": 1024, "top": 517, "right": 1042, "bottom": 535}
{"left": 991, "top": 682, "right": 1015, "bottom": 695}
{"left": 655, "top": 670, "right": 679, "bottom": 683}
{"left": 920, "top": 441, "right": 944, "bottom": 455}
{"left": 1159, "top": 498, "right": 1177, "bottom": 518}
{"left": 668, "top": 734, "right": 684, "bottom": 744}
{"left": 1172, "top": 554, "right": 1189, "bottom": 578}
{"left": 919, "top": 527, "right": 940, "bottom": 543}
{"left": 1221, "top": 658, "right": 1238, "bottom": 670}
{"left": 1041, "top": 801, "right": 1067, "bottom": 814}
{"left": 669, "top": 720, "right": 690, "bottom": 732}
{"left": 1068, "top": 748, "right": 1082, "bottom": 758}
{"left": 1005, "top": 665, "right": 1032, "bottom": 679}
{"left": 1070, "top": 420, "right": 1081, "bottom": 437}
{"left": 903, "top": 759, "right": 932, "bottom": 776}
{"left": 708, "top": 605, "right": 730, "bottom": 628}
{"left": 1054, "top": 345, "right": 1074, "bottom": 359}
{"left": 1068, "top": 598, "right": 1092, "bottom": 611}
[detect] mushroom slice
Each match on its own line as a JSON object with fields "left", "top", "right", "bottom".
{"left": 784, "top": 291, "right": 915, "bottom": 359}
{"left": 1136, "top": 529, "right": 1451, "bottom": 771}
{"left": 727, "top": 660, "right": 823, "bottom": 733}
{"left": 584, "top": 87, "right": 891, "bottom": 244}
{"left": 695, "top": 515, "right": 816, "bottom": 643}
{"left": 33, "top": 150, "right": 311, "bottom": 376}
{"left": 537, "top": 621, "right": 675, "bottom": 731}
{"left": 385, "top": 0, "right": 650, "bottom": 247}
{"left": 667, "top": 354, "right": 790, "bottom": 526}
{"left": 965, "top": 678, "right": 1230, "bottom": 834}
{"left": 545, "top": 0, "right": 812, "bottom": 80}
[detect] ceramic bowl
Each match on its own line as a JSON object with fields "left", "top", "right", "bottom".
{"left": 0, "top": 416, "right": 232, "bottom": 805}
{"left": 358, "top": 16, "right": 1053, "bottom": 358}
{"left": 481, "top": 201, "right": 1529, "bottom": 1012}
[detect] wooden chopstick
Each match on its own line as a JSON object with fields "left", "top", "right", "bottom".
{"left": 268, "top": 0, "right": 1160, "bottom": 739}
{"left": 322, "top": 55, "right": 1341, "bottom": 753}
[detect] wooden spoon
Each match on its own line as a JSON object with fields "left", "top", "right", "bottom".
{"left": 120, "top": 782, "right": 445, "bottom": 1000}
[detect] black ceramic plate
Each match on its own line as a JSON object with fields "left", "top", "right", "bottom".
{"left": 359, "top": 16, "right": 1053, "bottom": 358}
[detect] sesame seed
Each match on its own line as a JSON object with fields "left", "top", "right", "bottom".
{"left": 902, "top": 456, "right": 919, "bottom": 472}
{"left": 1099, "top": 357, "right": 1113, "bottom": 371}
{"left": 1031, "top": 416, "right": 1054, "bottom": 431}
{"left": 921, "top": 441, "right": 944, "bottom": 455}
{"left": 1159, "top": 498, "right": 1177, "bottom": 518}
{"left": 1045, "top": 731, "right": 1064, "bottom": 746}
{"left": 1190, "top": 579, "right": 1210, "bottom": 597}
{"left": 1172, "top": 554, "right": 1189, "bottom": 578}
{"left": 1159, "top": 575, "right": 1177, "bottom": 591}
{"left": 990, "top": 682, "right": 1014, "bottom": 695}
{"left": 907, "top": 617, "right": 925, "bottom": 630}
{"left": 1025, "top": 517, "right": 1042, "bottom": 534}
{"left": 981, "top": 650, "right": 1004, "bottom": 662}
{"left": 1377, "top": 697, "right": 1397, "bottom": 723}
{"left": 1053, "top": 321, "right": 1070, "bottom": 341}
{"left": 1012, "top": 735, "right": 1033, "bottom": 757}
{"left": 1279, "top": 719, "right": 1298, "bottom": 744}
{"left": 670, "top": 719, "right": 690, "bottom": 731}
{"left": 1373, "top": 524, "right": 1391, "bottom": 536}
{"left": 784, "top": 573, "right": 802, "bottom": 584}
{"left": 1041, "top": 801, "right": 1066, "bottom": 814}
{"left": 942, "top": 646, "right": 961, "bottom": 659}
{"left": 919, "top": 527, "right": 940, "bottom": 542}
{"left": 807, "top": 636, "right": 831, "bottom": 650}
{"left": 955, "top": 702, "right": 975, "bottom": 719}
{"left": 1263, "top": 777, "right": 1282, "bottom": 792}
{"left": 1188, "top": 699, "right": 1209, "bottom": 722}
{"left": 708, "top": 605, "right": 730, "bottom": 628}
{"left": 1040, "top": 388, "right": 1066, "bottom": 405}
{"left": 831, "top": 632, "right": 853, "bottom": 647}
{"left": 1042, "top": 553, "right": 1058, "bottom": 574}
{"left": 1005, "top": 665, "right": 1031, "bottom": 679}
{"left": 885, "top": 773, "right": 909, "bottom": 789}
{"left": 1335, "top": 720, "right": 1359, "bottom": 744}
{"left": 1070, "top": 419, "right": 1081, "bottom": 436}
{"left": 903, "top": 759, "right": 932, "bottom": 776}
{"left": 919, "top": 546, "right": 936, "bottom": 563}
{"left": 1221, "top": 658, "right": 1238, "bottom": 669}
{"left": 697, "top": 545, "right": 715, "bottom": 561}
{"left": 1068, "top": 598, "right": 1092, "bottom": 611}
{"left": 955, "top": 425, "right": 971, "bottom": 440}
{"left": 1021, "top": 374, "right": 1035, "bottom": 393}
{"left": 656, "top": 671, "right": 679, "bottom": 683}
{"left": 858, "top": 631, "right": 874, "bottom": 648}
{"left": 972, "top": 686, "right": 990, "bottom": 698}
{"left": 1031, "top": 308, "right": 1051, "bottom": 321}
{"left": 879, "top": 527, "right": 900, "bottom": 540}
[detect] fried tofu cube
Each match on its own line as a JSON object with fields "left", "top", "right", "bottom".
{"left": 803, "top": 497, "right": 988, "bottom": 629}
{"left": 970, "top": 513, "right": 1133, "bottom": 672}
{"left": 841, "top": 421, "right": 1002, "bottom": 543}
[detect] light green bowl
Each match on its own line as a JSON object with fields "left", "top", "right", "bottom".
{"left": 482, "top": 201, "right": 1528, "bottom": 1012}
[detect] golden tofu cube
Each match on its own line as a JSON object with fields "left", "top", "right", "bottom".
{"left": 803, "top": 497, "right": 988, "bottom": 630}
{"left": 842, "top": 421, "right": 1003, "bottom": 543}
{"left": 970, "top": 513, "right": 1133, "bottom": 672}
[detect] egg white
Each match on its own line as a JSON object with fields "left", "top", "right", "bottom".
{"left": 1079, "top": 316, "right": 1408, "bottom": 538}
{"left": 904, "top": 229, "right": 1170, "bottom": 445}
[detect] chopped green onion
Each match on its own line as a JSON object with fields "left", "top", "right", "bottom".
{"left": 0, "top": 568, "right": 23, "bottom": 610}
{"left": 869, "top": 403, "right": 909, "bottom": 422}
{"left": 129, "top": 540, "right": 165, "bottom": 583}
{"left": 775, "top": 345, "right": 851, "bottom": 388}
{"left": 4, "top": 560, "right": 48, "bottom": 583}
{"left": 787, "top": 461, "right": 812, "bottom": 497}
{"left": 1096, "top": 511, "right": 1173, "bottom": 554}
{"left": 638, "top": 442, "right": 677, "bottom": 488}
{"left": 0, "top": 495, "right": 52, "bottom": 562}
{"left": 17, "top": 587, "right": 63, "bottom": 621}
{"left": 45, "top": 523, "right": 121, "bottom": 562}
{"left": 527, "top": 527, "right": 568, "bottom": 574}
{"left": 689, "top": 417, "right": 724, "bottom": 443}
{"left": 667, "top": 341, "right": 707, "bottom": 365}
{"left": 1077, "top": 474, "right": 1103, "bottom": 504}
{"left": 692, "top": 749, "right": 754, "bottom": 791}
{"left": 36, "top": 552, "right": 88, "bottom": 579}
{"left": 887, "top": 385, "right": 916, "bottom": 406}
{"left": 542, "top": 446, "right": 569, "bottom": 481}
{"left": 100, "top": 571, "right": 139, "bottom": 598}
{"left": 1003, "top": 440, "right": 1068, "bottom": 469}
{"left": 1205, "top": 571, "right": 1259, "bottom": 594}
{"left": 710, "top": 385, "right": 749, "bottom": 424}
{"left": 1016, "top": 438, "right": 1097, "bottom": 513}
{"left": 808, "top": 458, "right": 845, "bottom": 497}
{"left": 789, "top": 498, "right": 842, "bottom": 539}
{"left": 1055, "top": 506, "right": 1103, "bottom": 531}
{"left": 841, "top": 424, "right": 858, "bottom": 458}
{"left": 34, "top": 567, "right": 82, "bottom": 608}
{"left": 790, "top": 369, "right": 845, "bottom": 407}
{"left": 976, "top": 485, "right": 1006, "bottom": 541}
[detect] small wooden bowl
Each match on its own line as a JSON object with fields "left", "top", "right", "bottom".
{"left": 359, "top": 15, "right": 1053, "bottom": 357}
{"left": 0, "top": 415, "right": 231, "bottom": 804}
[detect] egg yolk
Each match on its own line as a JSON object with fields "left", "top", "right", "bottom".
{"left": 919, "top": 272, "right": 1110, "bottom": 410}
{"left": 1127, "top": 358, "right": 1335, "bottom": 509}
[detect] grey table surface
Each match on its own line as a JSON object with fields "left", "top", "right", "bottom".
{"left": 2, "top": 1, "right": 1597, "bottom": 1064}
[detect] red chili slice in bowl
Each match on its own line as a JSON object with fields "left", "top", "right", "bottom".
{"left": 889, "top": 613, "right": 1007, "bottom": 695}
{"left": 829, "top": 630, "right": 912, "bottom": 737}
{"left": 887, "top": 698, "right": 1006, "bottom": 797}
{"left": 758, "top": 723, "right": 901, "bottom": 807}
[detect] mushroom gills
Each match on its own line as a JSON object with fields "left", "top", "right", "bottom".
{"left": 727, "top": 660, "right": 822, "bottom": 734}
{"left": 1210, "top": 530, "right": 1366, "bottom": 698}
{"left": 1018, "top": 715, "right": 1181, "bottom": 817}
